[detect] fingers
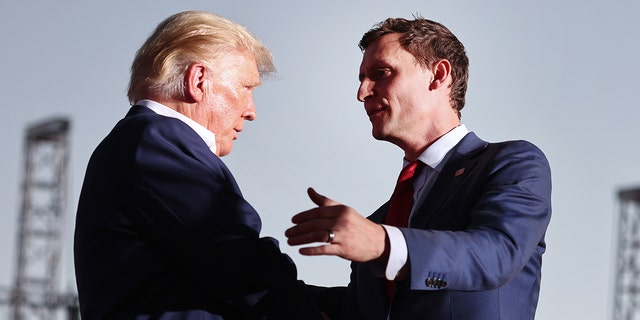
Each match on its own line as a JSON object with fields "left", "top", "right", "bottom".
{"left": 307, "top": 187, "right": 340, "bottom": 207}
{"left": 286, "top": 191, "right": 344, "bottom": 247}
{"left": 286, "top": 187, "right": 389, "bottom": 262}
{"left": 291, "top": 205, "right": 341, "bottom": 224}
{"left": 286, "top": 227, "right": 341, "bottom": 258}
{"left": 287, "top": 206, "right": 344, "bottom": 246}
{"left": 286, "top": 229, "right": 332, "bottom": 246}
{"left": 285, "top": 188, "right": 356, "bottom": 258}
{"left": 298, "top": 243, "right": 341, "bottom": 256}
{"left": 290, "top": 188, "right": 343, "bottom": 225}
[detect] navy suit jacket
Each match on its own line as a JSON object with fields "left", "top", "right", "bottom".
{"left": 312, "top": 132, "right": 552, "bottom": 320}
{"left": 74, "top": 106, "right": 322, "bottom": 320}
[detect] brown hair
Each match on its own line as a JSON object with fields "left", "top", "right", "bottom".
{"left": 359, "top": 16, "right": 469, "bottom": 118}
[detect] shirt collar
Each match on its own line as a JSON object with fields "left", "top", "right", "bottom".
{"left": 407, "top": 124, "right": 469, "bottom": 170}
{"left": 136, "top": 99, "right": 217, "bottom": 155}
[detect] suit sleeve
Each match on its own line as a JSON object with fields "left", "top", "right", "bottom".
{"left": 401, "top": 140, "right": 552, "bottom": 291}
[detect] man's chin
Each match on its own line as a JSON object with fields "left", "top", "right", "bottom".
{"left": 371, "top": 129, "right": 386, "bottom": 141}
{"left": 216, "top": 146, "right": 232, "bottom": 157}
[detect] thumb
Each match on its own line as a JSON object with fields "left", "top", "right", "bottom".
{"left": 307, "top": 187, "right": 340, "bottom": 207}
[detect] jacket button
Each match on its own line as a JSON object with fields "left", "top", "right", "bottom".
{"left": 426, "top": 278, "right": 435, "bottom": 287}
{"left": 426, "top": 277, "right": 446, "bottom": 288}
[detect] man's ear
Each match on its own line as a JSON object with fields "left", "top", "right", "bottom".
{"left": 429, "top": 59, "right": 451, "bottom": 90}
{"left": 185, "top": 63, "right": 207, "bottom": 103}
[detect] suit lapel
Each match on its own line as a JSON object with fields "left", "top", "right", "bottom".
{"left": 409, "top": 132, "right": 488, "bottom": 227}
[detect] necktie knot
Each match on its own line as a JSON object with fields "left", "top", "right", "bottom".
{"left": 397, "top": 160, "right": 422, "bottom": 185}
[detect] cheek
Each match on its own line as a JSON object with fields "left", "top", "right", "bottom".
{"left": 207, "top": 89, "right": 249, "bottom": 135}
{"left": 207, "top": 98, "right": 233, "bottom": 128}
{"left": 394, "top": 83, "right": 426, "bottom": 107}
{"left": 217, "top": 112, "right": 235, "bottom": 134}
{"left": 381, "top": 80, "right": 406, "bottom": 102}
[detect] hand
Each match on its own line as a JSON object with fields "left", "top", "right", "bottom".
{"left": 285, "top": 188, "right": 388, "bottom": 262}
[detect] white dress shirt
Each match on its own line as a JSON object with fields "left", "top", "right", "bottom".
{"left": 383, "top": 124, "right": 469, "bottom": 280}
{"left": 135, "top": 99, "right": 217, "bottom": 155}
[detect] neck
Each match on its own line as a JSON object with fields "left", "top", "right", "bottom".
{"left": 403, "top": 123, "right": 460, "bottom": 161}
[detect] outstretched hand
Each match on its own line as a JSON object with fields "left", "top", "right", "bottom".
{"left": 285, "top": 188, "right": 387, "bottom": 263}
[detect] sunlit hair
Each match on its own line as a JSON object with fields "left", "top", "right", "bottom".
{"left": 127, "top": 11, "right": 275, "bottom": 105}
{"left": 359, "top": 16, "right": 469, "bottom": 118}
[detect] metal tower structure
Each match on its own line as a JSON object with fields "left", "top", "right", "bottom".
{"left": 5, "top": 117, "right": 79, "bottom": 320}
{"left": 613, "top": 187, "right": 640, "bottom": 320}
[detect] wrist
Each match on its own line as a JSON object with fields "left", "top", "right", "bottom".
{"left": 375, "top": 224, "right": 391, "bottom": 263}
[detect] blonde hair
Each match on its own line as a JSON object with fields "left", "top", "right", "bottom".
{"left": 127, "top": 11, "right": 275, "bottom": 105}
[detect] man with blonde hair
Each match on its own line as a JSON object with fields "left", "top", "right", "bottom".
{"left": 74, "top": 11, "right": 322, "bottom": 320}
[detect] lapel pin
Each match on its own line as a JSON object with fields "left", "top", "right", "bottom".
{"left": 454, "top": 168, "right": 465, "bottom": 177}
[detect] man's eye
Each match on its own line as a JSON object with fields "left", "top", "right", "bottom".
{"left": 376, "top": 69, "right": 390, "bottom": 79}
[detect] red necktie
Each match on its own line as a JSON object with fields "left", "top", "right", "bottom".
{"left": 384, "top": 160, "right": 423, "bottom": 299}
{"left": 385, "top": 160, "right": 423, "bottom": 228}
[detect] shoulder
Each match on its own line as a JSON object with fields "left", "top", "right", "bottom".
{"left": 490, "top": 139, "right": 544, "bottom": 154}
{"left": 101, "top": 106, "right": 220, "bottom": 167}
{"left": 456, "top": 134, "right": 551, "bottom": 185}
{"left": 106, "top": 107, "right": 209, "bottom": 158}
{"left": 119, "top": 106, "right": 194, "bottom": 137}
{"left": 480, "top": 140, "right": 551, "bottom": 194}
{"left": 460, "top": 132, "right": 548, "bottom": 164}
{"left": 486, "top": 139, "right": 549, "bottom": 167}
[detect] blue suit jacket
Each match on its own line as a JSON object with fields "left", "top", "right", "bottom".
{"left": 74, "top": 106, "right": 322, "bottom": 320}
{"left": 313, "top": 132, "right": 552, "bottom": 320}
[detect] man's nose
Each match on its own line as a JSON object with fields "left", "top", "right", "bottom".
{"left": 357, "top": 79, "right": 373, "bottom": 102}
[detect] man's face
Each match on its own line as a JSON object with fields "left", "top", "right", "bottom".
{"left": 195, "top": 49, "right": 261, "bottom": 157}
{"left": 357, "top": 34, "right": 435, "bottom": 146}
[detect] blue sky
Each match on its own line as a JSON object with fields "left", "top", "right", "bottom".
{"left": 1, "top": 1, "right": 639, "bottom": 319}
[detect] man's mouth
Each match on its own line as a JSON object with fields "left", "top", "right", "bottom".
{"left": 366, "top": 106, "right": 384, "bottom": 119}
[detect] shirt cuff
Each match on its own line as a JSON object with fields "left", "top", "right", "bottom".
{"left": 381, "top": 224, "right": 408, "bottom": 280}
